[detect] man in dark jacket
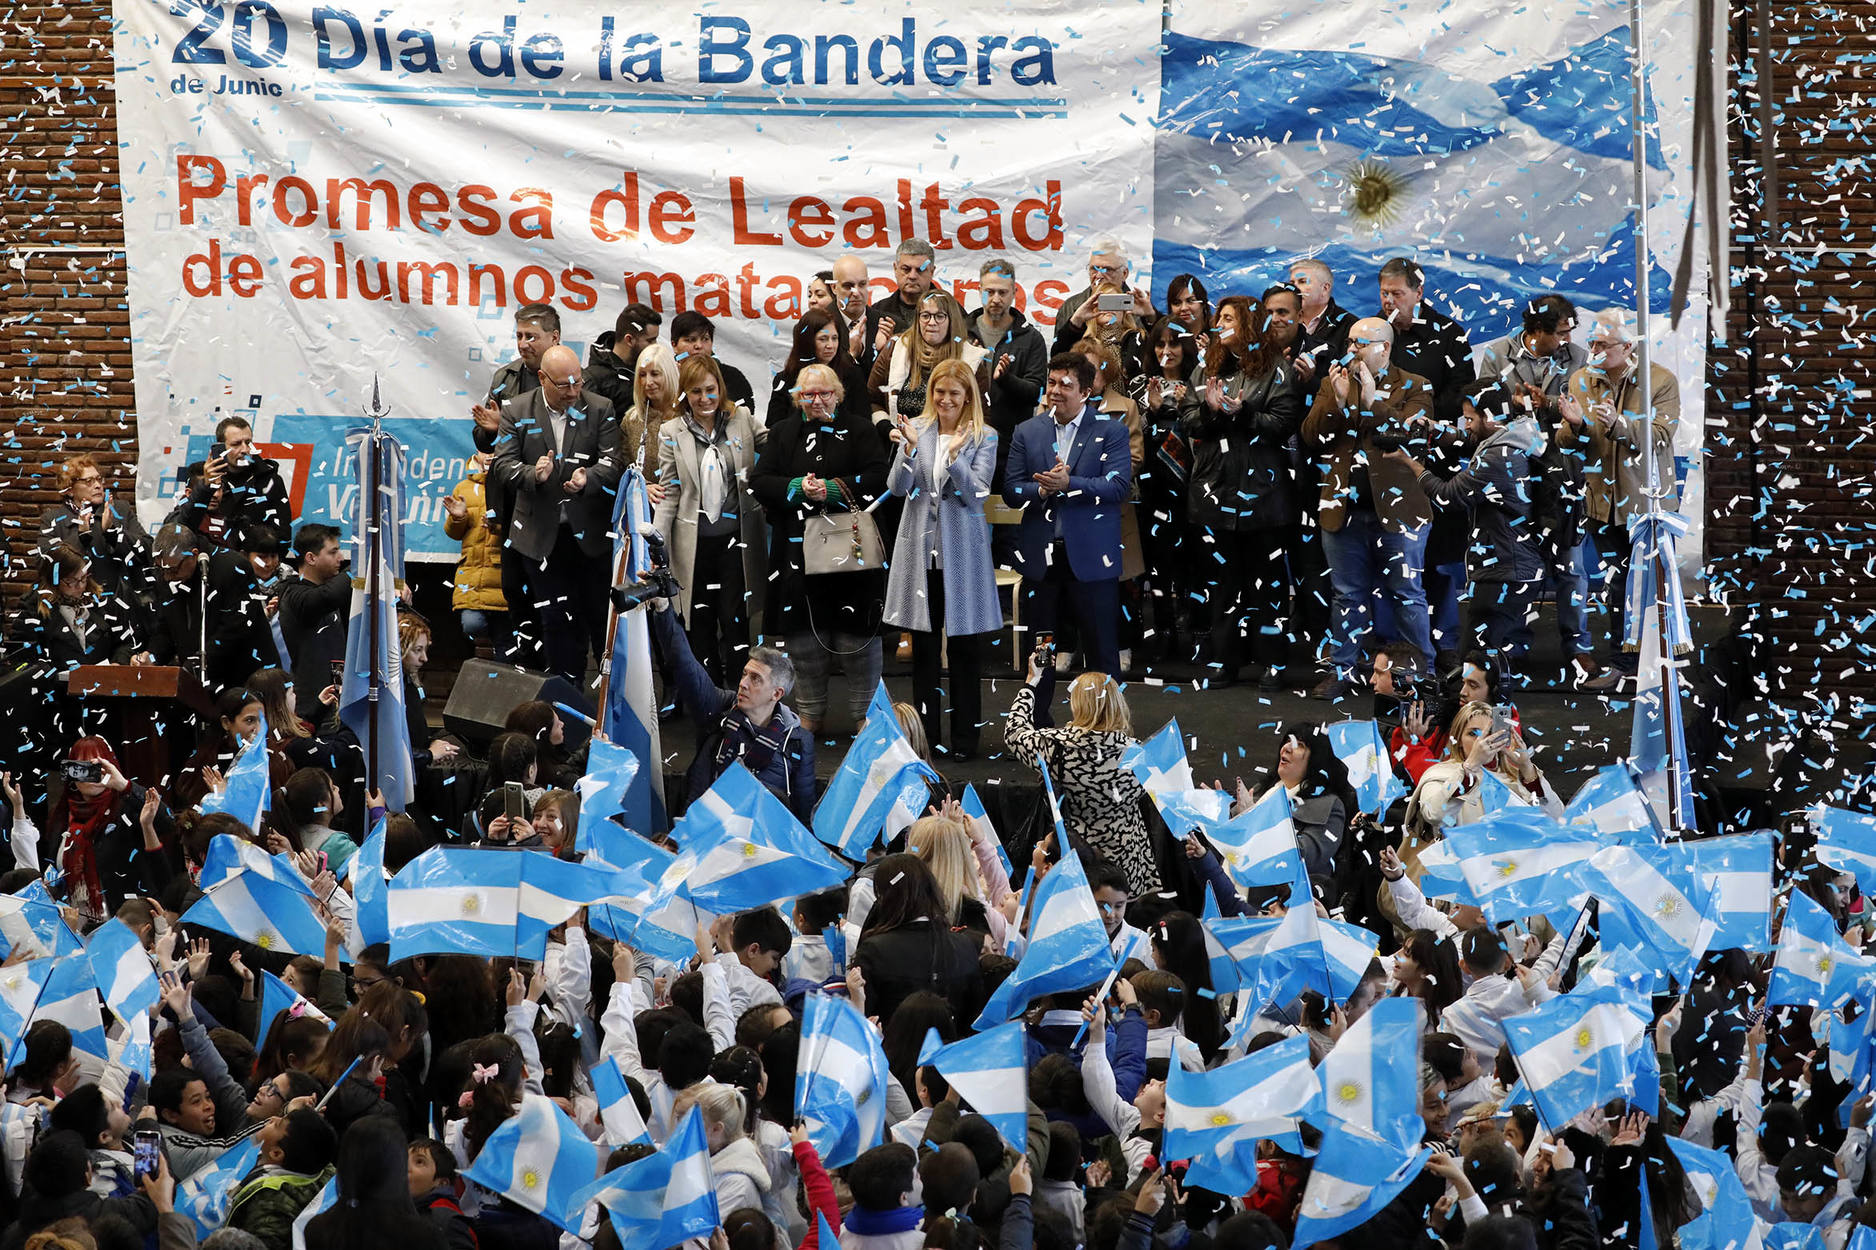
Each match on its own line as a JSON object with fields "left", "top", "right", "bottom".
{"left": 1389, "top": 383, "right": 1544, "bottom": 672}
{"left": 648, "top": 601, "right": 816, "bottom": 823}
{"left": 168, "top": 415, "right": 291, "bottom": 552}
{"left": 966, "top": 258, "right": 1049, "bottom": 491}
{"left": 1377, "top": 257, "right": 1476, "bottom": 426}
{"left": 583, "top": 302, "right": 662, "bottom": 412}
{"left": 205, "top": 522, "right": 289, "bottom": 693}
{"left": 861, "top": 239, "right": 937, "bottom": 378}
{"left": 278, "top": 522, "right": 349, "bottom": 702}
{"left": 1289, "top": 257, "right": 1357, "bottom": 385}
{"left": 1050, "top": 238, "right": 1155, "bottom": 355}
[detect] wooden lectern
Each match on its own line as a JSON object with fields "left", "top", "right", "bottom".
{"left": 65, "top": 666, "right": 215, "bottom": 789}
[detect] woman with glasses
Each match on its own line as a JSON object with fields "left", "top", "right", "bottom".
{"left": 653, "top": 355, "right": 768, "bottom": 685}
{"left": 37, "top": 453, "right": 148, "bottom": 594}
{"left": 883, "top": 359, "right": 1000, "bottom": 759}
{"left": 867, "top": 291, "right": 986, "bottom": 432}
{"left": 750, "top": 363, "right": 889, "bottom": 733}
{"left": 767, "top": 307, "right": 867, "bottom": 428}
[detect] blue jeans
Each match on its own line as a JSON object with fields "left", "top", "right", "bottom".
{"left": 1547, "top": 538, "right": 1593, "bottom": 657}
{"left": 1321, "top": 511, "right": 1433, "bottom": 678}
{"left": 1426, "top": 559, "right": 1468, "bottom": 655}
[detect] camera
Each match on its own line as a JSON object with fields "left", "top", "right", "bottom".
{"left": 61, "top": 760, "right": 103, "bottom": 784}
{"left": 609, "top": 529, "right": 682, "bottom": 613}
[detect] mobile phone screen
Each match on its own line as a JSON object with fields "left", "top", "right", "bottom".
{"left": 133, "top": 1130, "right": 161, "bottom": 1179}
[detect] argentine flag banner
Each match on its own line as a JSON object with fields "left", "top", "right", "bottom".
{"left": 1156, "top": 0, "right": 1706, "bottom": 550}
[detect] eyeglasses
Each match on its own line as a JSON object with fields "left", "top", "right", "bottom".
{"left": 253, "top": 1082, "right": 285, "bottom": 1106}
{"left": 917, "top": 312, "right": 950, "bottom": 323}
{"left": 1090, "top": 264, "right": 1124, "bottom": 277}
{"left": 799, "top": 390, "right": 837, "bottom": 402}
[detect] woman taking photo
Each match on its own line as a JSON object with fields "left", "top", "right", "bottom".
{"left": 36, "top": 735, "right": 174, "bottom": 924}
{"left": 769, "top": 308, "right": 867, "bottom": 428}
{"left": 750, "top": 362, "right": 889, "bottom": 734}
{"left": 852, "top": 852, "right": 984, "bottom": 1027}
{"left": 1128, "top": 317, "right": 1200, "bottom": 665}
{"left": 653, "top": 355, "right": 768, "bottom": 685}
{"left": 868, "top": 291, "right": 986, "bottom": 428}
{"left": 1180, "top": 293, "right": 1301, "bottom": 690}
{"left": 1406, "top": 701, "right": 1564, "bottom": 854}
{"left": 883, "top": 358, "right": 1000, "bottom": 759}
{"left": 1003, "top": 652, "right": 1160, "bottom": 896}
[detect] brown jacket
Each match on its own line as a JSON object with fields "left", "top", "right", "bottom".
{"left": 1560, "top": 362, "right": 1680, "bottom": 525}
{"left": 1301, "top": 364, "right": 1435, "bottom": 534}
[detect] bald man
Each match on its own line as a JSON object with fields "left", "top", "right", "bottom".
{"left": 490, "top": 343, "right": 624, "bottom": 681}
{"left": 831, "top": 254, "right": 870, "bottom": 358}
{"left": 1300, "top": 317, "right": 1437, "bottom": 698}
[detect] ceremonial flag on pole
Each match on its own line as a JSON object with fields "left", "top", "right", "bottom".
{"left": 339, "top": 412, "right": 413, "bottom": 810}
{"left": 1626, "top": 512, "right": 1696, "bottom": 833}
{"left": 602, "top": 465, "right": 666, "bottom": 836}
{"left": 1324, "top": 719, "right": 1406, "bottom": 816}
{"left": 795, "top": 991, "right": 891, "bottom": 1168}
{"left": 198, "top": 712, "right": 271, "bottom": 831}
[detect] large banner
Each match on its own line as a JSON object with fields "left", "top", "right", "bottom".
{"left": 1154, "top": 0, "right": 1707, "bottom": 567}
{"left": 113, "top": 1, "right": 1161, "bottom": 557}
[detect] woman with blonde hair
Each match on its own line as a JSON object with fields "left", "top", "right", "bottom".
{"left": 868, "top": 290, "right": 987, "bottom": 426}
{"left": 653, "top": 353, "right": 768, "bottom": 683}
{"left": 1405, "top": 701, "right": 1563, "bottom": 857}
{"left": 882, "top": 357, "right": 1001, "bottom": 759}
{"left": 669, "top": 1082, "right": 783, "bottom": 1232}
{"left": 1004, "top": 650, "right": 1158, "bottom": 894}
{"left": 625, "top": 341, "right": 682, "bottom": 483}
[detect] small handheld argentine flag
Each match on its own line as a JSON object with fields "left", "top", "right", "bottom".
{"left": 84, "top": 917, "right": 159, "bottom": 1027}
{"left": 917, "top": 1022, "right": 1029, "bottom": 1155}
{"left": 1324, "top": 719, "right": 1405, "bottom": 816}
{"left": 1120, "top": 718, "right": 1194, "bottom": 796}
{"left": 176, "top": 1135, "right": 263, "bottom": 1238}
{"left": 462, "top": 1093, "right": 604, "bottom": 1232}
{"left": 796, "top": 991, "right": 891, "bottom": 1168}
{"left": 571, "top": 1105, "right": 720, "bottom": 1248}
{"left": 198, "top": 713, "right": 271, "bottom": 831}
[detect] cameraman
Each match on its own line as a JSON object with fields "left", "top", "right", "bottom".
{"left": 168, "top": 416, "right": 291, "bottom": 551}
{"left": 644, "top": 583, "right": 816, "bottom": 823}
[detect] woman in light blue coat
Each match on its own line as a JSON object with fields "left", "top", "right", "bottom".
{"left": 884, "top": 357, "right": 1002, "bottom": 759}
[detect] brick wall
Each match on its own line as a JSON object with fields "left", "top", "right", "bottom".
{"left": 1708, "top": 1, "right": 1876, "bottom": 697}
{"left": 1, "top": 2, "right": 132, "bottom": 597}
{"left": 4, "top": 1, "right": 1870, "bottom": 696}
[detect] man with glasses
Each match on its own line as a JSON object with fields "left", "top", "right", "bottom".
{"left": 1302, "top": 318, "right": 1438, "bottom": 700}
{"left": 490, "top": 344, "right": 624, "bottom": 683}
{"left": 1051, "top": 238, "right": 1155, "bottom": 354}
{"left": 861, "top": 239, "right": 937, "bottom": 376}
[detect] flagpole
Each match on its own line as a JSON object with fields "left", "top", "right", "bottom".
{"left": 1628, "top": 0, "right": 1691, "bottom": 836}
{"left": 593, "top": 537, "right": 632, "bottom": 734}
{"left": 363, "top": 377, "right": 389, "bottom": 797}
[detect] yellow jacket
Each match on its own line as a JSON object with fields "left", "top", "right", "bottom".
{"left": 445, "top": 463, "right": 506, "bottom": 612}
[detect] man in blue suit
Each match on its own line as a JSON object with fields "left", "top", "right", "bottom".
{"left": 1003, "top": 352, "right": 1133, "bottom": 676}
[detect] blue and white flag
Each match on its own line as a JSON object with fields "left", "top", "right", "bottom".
{"left": 1121, "top": 719, "right": 1194, "bottom": 796}
{"left": 0, "top": 957, "right": 54, "bottom": 1066}
{"left": 659, "top": 762, "right": 846, "bottom": 916}
{"left": 1685, "top": 833, "right": 1774, "bottom": 953}
{"left": 574, "top": 739, "right": 642, "bottom": 858}
{"left": 1202, "top": 787, "right": 1307, "bottom": 893}
{"left": 588, "top": 848, "right": 706, "bottom": 966}
{"left": 813, "top": 704, "right": 939, "bottom": 859}
{"left": 590, "top": 1054, "right": 651, "bottom": 1147}
{"left": 975, "top": 844, "right": 1113, "bottom": 1028}
{"left": 289, "top": 1175, "right": 338, "bottom": 1250}
{"left": 1324, "top": 720, "right": 1406, "bottom": 817}
{"left": 198, "top": 713, "right": 271, "bottom": 831}
{"left": 1154, "top": 1, "right": 1682, "bottom": 340}
{"left": 1291, "top": 1121, "right": 1433, "bottom": 1250}
{"left": 1314, "top": 997, "right": 1424, "bottom": 1153}
{"left": 1502, "top": 982, "right": 1650, "bottom": 1131}
{"left": 32, "top": 956, "right": 107, "bottom": 1064}
{"left": 388, "top": 846, "right": 633, "bottom": 961}
{"left": 960, "top": 784, "right": 1013, "bottom": 880}
{"left": 177, "top": 1135, "right": 262, "bottom": 1239}
{"left": 917, "top": 1022, "right": 1029, "bottom": 1155}
{"left": 257, "top": 969, "right": 332, "bottom": 1051}
{"left": 1149, "top": 786, "right": 1234, "bottom": 842}
{"left": 7, "top": 881, "right": 81, "bottom": 957}
{"left": 572, "top": 1105, "right": 719, "bottom": 1248}
{"left": 1580, "top": 843, "right": 1718, "bottom": 988}
{"left": 1668, "top": 1138, "right": 1767, "bottom": 1250}
{"left": 463, "top": 1092, "right": 605, "bottom": 1232}
{"left": 1813, "top": 806, "right": 1876, "bottom": 899}
{"left": 1565, "top": 764, "right": 1658, "bottom": 839}
{"left": 602, "top": 465, "right": 666, "bottom": 836}
{"left": 84, "top": 918, "right": 158, "bottom": 1027}
{"left": 1445, "top": 812, "right": 1597, "bottom": 924}
{"left": 346, "top": 820, "right": 391, "bottom": 949}
{"left": 862, "top": 681, "right": 934, "bottom": 844}
{"left": 198, "top": 833, "right": 309, "bottom": 894}
{"left": 1478, "top": 769, "right": 1533, "bottom": 814}
{"left": 796, "top": 991, "right": 891, "bottom": 1168}
{"left": 1770, "top": 890, "right": 1875, "bottom": 1011}
{"left": 339, "top": 418, "right": 412, "bottom": 810}
{"left": 183, "top": 870, "right": 329, "bottom": 957}
{"left": 1165, "top": 1033, "right": 1323, "bottom": 1163}
{"left": 1628, "top": 518, "right": 1698, "bottom": 832}
{"left": 109, "top": 1010, "right": 153, "bottom": 1081}
{"left": 1205, "top": 909, "right": 1376, "bottom": 1021}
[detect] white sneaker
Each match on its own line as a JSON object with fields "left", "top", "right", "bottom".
{"left": 1054, "top": 651, "right": 1073, "bottom": 674}
{"left": 1117, "top": 649, "right": 1133, "bottom": 674}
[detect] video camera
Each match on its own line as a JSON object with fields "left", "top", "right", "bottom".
{"left": 609, "top": 529, "right": 682, "bottom": 613}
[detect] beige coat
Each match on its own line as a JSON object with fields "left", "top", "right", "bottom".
{"left": 1561, "top": 362, "right": 1680, "bottom": 525}
{"left": 651, "top": 407, "right": 769, "bottom": 631}
{"left": 1301, "top": 364, "right": 1435, "bottom": 534}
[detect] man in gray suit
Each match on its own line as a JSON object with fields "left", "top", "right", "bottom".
{"left": 490, "top": 344, "right": 623, "bottom": 682}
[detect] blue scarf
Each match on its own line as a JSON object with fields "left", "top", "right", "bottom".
{"left": 843, "top": 1204, "right": 925, "bottom": 1236}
